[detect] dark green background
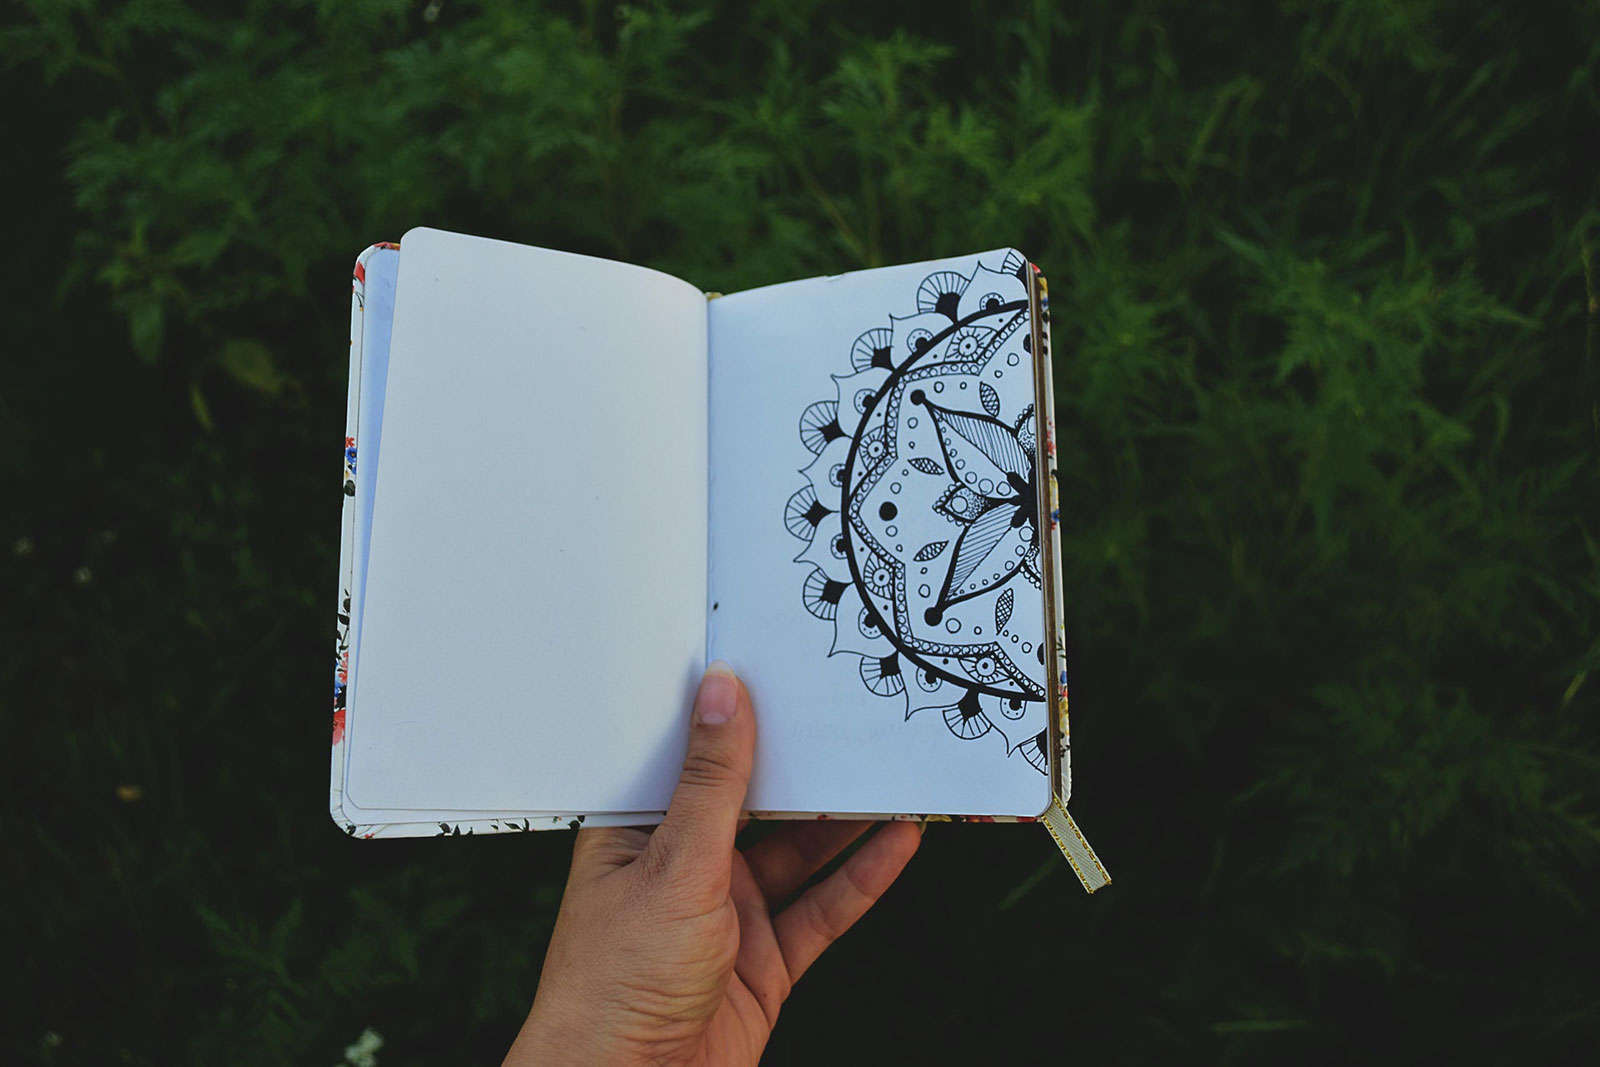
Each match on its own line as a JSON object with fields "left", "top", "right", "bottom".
{"left": 4, "top": 1, "right": 1597, "bottom": 1063}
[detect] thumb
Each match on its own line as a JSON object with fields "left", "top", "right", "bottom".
{"left": 646, "top": 662, "right": 755, "bottom": 887}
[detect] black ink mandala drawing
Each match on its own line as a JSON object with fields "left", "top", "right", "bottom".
{"left": 785, "top": 252, "right": 1051, "bottom": 774}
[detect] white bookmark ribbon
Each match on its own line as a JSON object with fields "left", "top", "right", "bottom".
{"left": 1041, "top": 800, "right": 1110, "bottom": 893}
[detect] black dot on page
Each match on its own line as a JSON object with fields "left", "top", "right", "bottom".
{"left": 879, "top": 502, "right": 898, "bottom": 521}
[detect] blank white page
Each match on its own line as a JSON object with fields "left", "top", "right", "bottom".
{"left": 346, "top": 228, "right": 707, "bottom": 813}
{"left": 708, "top": 251, "right": 1052, "bottom": 818}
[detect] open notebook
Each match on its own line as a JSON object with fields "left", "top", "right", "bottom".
{"left": 332, "top": 228, "right": 1106, "bottom": 890}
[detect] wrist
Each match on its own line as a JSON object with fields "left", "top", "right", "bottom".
{"left": 507, "top": 992, "right": 626, "bottom": 1067}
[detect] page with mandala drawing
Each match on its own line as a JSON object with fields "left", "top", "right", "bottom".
{"left": 707, "top": 251, "right": 1056, "bottom": 818}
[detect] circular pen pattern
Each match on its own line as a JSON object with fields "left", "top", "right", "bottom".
{"left": 783, "top": 253, "right": 1053, "bottom": 774}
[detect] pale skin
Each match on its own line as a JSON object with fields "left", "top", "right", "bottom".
{"left": 504, "top": 663, "right": 923, "bottom": 1066}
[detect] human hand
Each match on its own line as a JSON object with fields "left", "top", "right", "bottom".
{"left": 504, "top": 662, "right": 923, "bottom": 1066}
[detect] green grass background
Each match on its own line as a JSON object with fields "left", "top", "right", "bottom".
{"left": 4, "top": 1, "right": 1598, "bottom": 1063}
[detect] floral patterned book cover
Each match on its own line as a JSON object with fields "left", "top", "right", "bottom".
{"left": 332, "top": 232, "right": 1107, "bottom": 891}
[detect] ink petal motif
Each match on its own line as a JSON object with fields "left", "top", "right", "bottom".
{"left": 784, "top": 255, "right": 1052, "bottom": 773}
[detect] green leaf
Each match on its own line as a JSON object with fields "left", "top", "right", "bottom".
{"left": 217, "top": 337, "right": 282, "bottom": 396}
{"left": 128, "top": 296, "right": 164, "bottom": 363}
{"left": 1209, "top": 1019, "right": 1312, "bottom": 1035}
{"left": 169, "top": 228, "right": 231, "bottom": 268}
{"left": 188, "top": 381, "right": 214, "bottom": 432}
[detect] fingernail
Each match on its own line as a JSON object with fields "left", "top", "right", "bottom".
{"left": 917, "top": 820, "right": 930, "bottom": 836}
{"left": 697, "top": 661, "right": 739, "bottom": 725}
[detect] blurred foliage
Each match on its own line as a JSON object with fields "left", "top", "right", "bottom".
{"left": 3, "top": 0, "right": 1598, "bottom": 1063}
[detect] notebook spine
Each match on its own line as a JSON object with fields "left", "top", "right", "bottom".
{"left": 330, "top": 244, "right": 385, "bottom": 837}
{"left": 1030, "top": 267, "right": 1072, "bottom": 806}
{"left": 1030, "top": 266, "right": 1110, "bottom": 892}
